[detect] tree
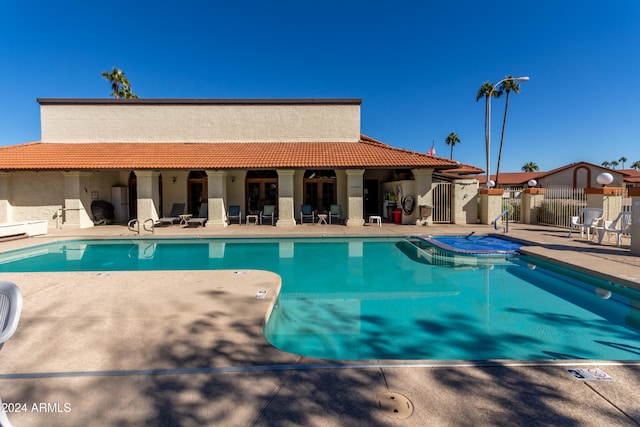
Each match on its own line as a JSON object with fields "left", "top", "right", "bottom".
{"left": 602, "top": 161, "right": 611, "bottom": 168}
{"left": 619, "top": 156, "right": 627, "bottom": 169}
{"left": 521, "top": 162, "right": 539, "bottom": 172}
{"left": 631, "top": 160, "right": 640, "bottom": 171}
{"left": 444, "top": 132, "right": 461, "bottom": 159}
{"left": 610, "top": 160, "right": 619, "bottom": 169}
{"left": 495, "top": 77, "right": 522, "bottom": 186}
{"left": 476, "top": 82, "right": 503, "bottom": 185}
{"left": 101, "top": 67, "right": 138, "bottom": 99}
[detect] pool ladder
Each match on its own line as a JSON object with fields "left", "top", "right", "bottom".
{"left": 494, "top": 210, "right": 509, "bottom": 234}
{"left": 127, "top": 218, "right": 156, "bottom": 234}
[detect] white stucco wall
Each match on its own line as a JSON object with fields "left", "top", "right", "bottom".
{"left": 40, "top": 100, "right": 362, "bottom": 143}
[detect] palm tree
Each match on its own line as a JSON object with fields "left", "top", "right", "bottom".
{"left": 631, "top": 160, "right": 640, "bottom": 171}
{"left": 521, "top": 162, "right": 539, "bottom": 172}
{"left": 602, "top": 161, "right": 611, "bottom": 168}
{"left": 494, "top": 77, "right": 522, "bottom": 186}
{"left": 619, "top": 156, "right": 627, "bottom": 169}
{"left": 444, "top": 132, "right": 461, "bottom": 159}
{"left": 610, "top": 160, "right": 619, "bottom": 169}
{"left": 101, "top": 67, "right": 138, "bottom": 99}
{"left": 476, "top": 82, "right": 503, "bottom": 185}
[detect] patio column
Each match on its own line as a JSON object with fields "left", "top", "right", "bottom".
{"left": 0, "top": 172, "right": 11, "bottom": 223}
{"left": 61, "top": 171, "right": 94, "bottom": 228}
{"left": 345, "top": 169, "right": 365, "bottom": 226}
{"left": 521, "top": 188, "right": 546, "bottom": 224}
{"left": 479, "top": 188, "right": 504, "bottom": 225}
{"left": 205, "top": 170, "right": 228, "bottom": 227}
{"left": 412, "top": 169, "right": 434, "bottom": 225}
{"left": 628, "top": 188, "right": 640, "bottom": 255}
{"left": 452, "top": 179, "right": 479, "bottom": 225}
{"left": 585, "top": 187, "right": 624, "bottom": 222}
{"left": 276, "top": 169, "right": 296, "bottom": 227}
{"left": 134, "top": 170, "right": 160, "bottom": 224}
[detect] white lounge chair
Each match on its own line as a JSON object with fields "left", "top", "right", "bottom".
{"left": 0, "top": 281, "right": 22, "bottom": 348}
{"left": 568, "top": 208, "right": 603, "bottom": 240}
{"left": 187, "top": 202, "right": 208, "bottom": 227}
{"left": 595, "top": 212, "right": 631, "bottom": 247}
{"left": 157, "top": 203, "right": 185, "bottom": 227}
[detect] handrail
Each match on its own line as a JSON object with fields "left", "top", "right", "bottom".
{"left": 494, "top": 210, "right": 509, "bottom": 233}
{"left": 143, "top": 218, "right": 155, "bottom": 234}
{"left": 127, "top": 219, "right": 139, "bottom": 234}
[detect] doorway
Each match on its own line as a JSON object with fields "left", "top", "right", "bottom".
{"left": 188, "top": 171, "right": 208, "bottom": 216}
{"left": 246, "top": 170, "right": 278, "bottom": 214}
{"left": 364, "top": 179, "right": 379, "bottom": 216}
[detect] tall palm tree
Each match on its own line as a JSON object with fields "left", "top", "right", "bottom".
{"left": 521, "top": 162, "right": 539, "bottom": 172}
{"left": 444, "top": 132, "right": 461, "bottom": 159}
{"left": 101, "top": 67, "right": 138, "bottom": 99}
{"left": 631, "top": 160, "right": 640, "bottom": 171}
{"left": 602, "top": 161, "right": 611, "bottom": 168}
{"left": 495, "top": 77, "right": 522, "bottom": 186}
{"left": 476, "top": 82, "right": 503, "bottom": 185}
{"left": 619, "top": 156, "right": 627, "bottom": 169}
{"left": 610, "top": 160, "right": 619, "bottom": 169}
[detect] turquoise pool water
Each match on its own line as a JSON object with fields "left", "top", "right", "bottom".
{"left": 1, "top": 237, "right": 639, "bottom": 361}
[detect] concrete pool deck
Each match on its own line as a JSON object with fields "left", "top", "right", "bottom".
{"left": 1, "top": 223, "right": 639, "bottom": 426}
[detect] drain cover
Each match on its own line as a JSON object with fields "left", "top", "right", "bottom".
{"left": 376, "top": 391, "right": 414, "bottom": 420}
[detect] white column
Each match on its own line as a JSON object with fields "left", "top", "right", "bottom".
{"left": 276, "top": 169, "right": 296, "bottom": 227}
{"left": 346, "top": 169, "right": 365, "bottom": 226}
{"left": 61, "top": 172, "right": 94, "bottom": 228}
{"left": 412, "top": 169, "right": 434, "bottom": 225}
{"left": 0, "top": 172, "right": 11, "bottom": 223}
{"left": 205, "top": 170, "right": 228, "bottom": 227}
{"left": 134, "top": 170, "right": 160, "bottom": 223}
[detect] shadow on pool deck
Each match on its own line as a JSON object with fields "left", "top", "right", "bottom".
{"left": 1, "top": 223, "right": 640, "bottom": 426}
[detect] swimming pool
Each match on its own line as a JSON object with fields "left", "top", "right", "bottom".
{"left": 1, "top": 237, "right": 639, "bottom": 361}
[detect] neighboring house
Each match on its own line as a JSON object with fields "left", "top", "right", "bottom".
{"left": 0, "top": 98, "right": 466, "bottom": 229}
{"left": 476, "top": 162, "right": 630, "bottom": 189}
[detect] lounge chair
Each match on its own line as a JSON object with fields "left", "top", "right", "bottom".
{"left": 187, "top": 202, "right": 208, "bottom": 227}
{"left": 594, "top": 211, "right": 631, "bottom": 247}
{"left": 300, "top": 204, "right": 315, "bottom": 224}
{"left": 228, "top": 205, "right": 242, "bottom": 225}
{"left": 568, "top": 208, "right": 603, "bottom": 240}
{"left": 0, "top": 281, "right": 22, "bottom": 349}
{"left": 260, "top": 204, "right": 276, "bottom": 225}
{"left": 329, "top": 204, "right": 342, "bottom": 224}
{"left": 157, "top": 203, "right": 186, "bottom": 227}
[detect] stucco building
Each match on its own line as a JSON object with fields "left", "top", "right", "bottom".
{"left": 0, "top": 98, "right": 467, "bottom": 229}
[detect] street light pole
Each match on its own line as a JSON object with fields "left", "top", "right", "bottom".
{"left": 485, "top": 76, "right": 530, "bottom": 188}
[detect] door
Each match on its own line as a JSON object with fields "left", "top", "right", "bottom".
{"left": 364, "top": 179, "right": 379, "bottom": 216}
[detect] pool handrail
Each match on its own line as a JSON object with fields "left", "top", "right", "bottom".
{"left": 494, "top": 209, "right": 509, "bottom": 233}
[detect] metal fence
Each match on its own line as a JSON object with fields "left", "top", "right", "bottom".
{"left": 431, "top": 183, "right": 452, "bottom": 223}
{"left": 501, "top": 187, "right": 523, "bottom": 223}
{"left": 537, "top": 187, "right": 586, "bottom": 227}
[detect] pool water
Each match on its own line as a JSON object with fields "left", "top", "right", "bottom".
{"left": 1, "top": 237, "right": 639, "bottom": 361}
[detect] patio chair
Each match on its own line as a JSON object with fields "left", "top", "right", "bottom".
{"left": 0, "top": 281, "right": 22, "bottom": 349}
{"left": 157, "top": 203, "right": 185, "bottom": 227}
{"left": 328, "top": 204, "right": 342, "bottom": 224}
{"left": 227, "top": 205, "right": 242, "bottom": 225}
{"left": 260, "top": 204, "right": 276, "bottom": 225}
{"left": 568, "top": 208, "right": 603, "bottom": 240}
{"left": 187, "top": 202, "right": 208, "bottom": 227}
{"left": 594, "top": 211, "right": 631, "bottom": 247}
{"left": 299, "top": 204, "right": 315, "bottom": 224}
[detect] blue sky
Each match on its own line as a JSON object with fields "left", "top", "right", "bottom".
{"left": 1, "top": 1, "right": 639, "bottom": 173}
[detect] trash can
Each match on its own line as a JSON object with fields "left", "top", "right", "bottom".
{"left": 393, "top": 208, "right": 402, "bottom": 224}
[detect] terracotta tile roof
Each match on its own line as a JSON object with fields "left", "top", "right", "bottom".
{"left": 0, "top": 138, "right": 462, "bottom": 171}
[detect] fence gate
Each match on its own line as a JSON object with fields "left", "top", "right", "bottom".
{"left": 431, "top": 183, "right": 452, "bottom": 223}
{"left": 502, "top": 187, "right": 523, "bottom": 223}
{"left": 537, "top": 187, "right": 586, "bottom": 227}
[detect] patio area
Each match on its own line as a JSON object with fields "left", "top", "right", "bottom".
{"left": 1, "top": 223, "right": 639, "bottom": 426}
